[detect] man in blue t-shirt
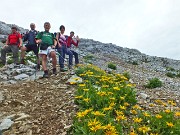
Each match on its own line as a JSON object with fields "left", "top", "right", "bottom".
{"left": 20, "top": 23, "right": 40, "bottom": 69}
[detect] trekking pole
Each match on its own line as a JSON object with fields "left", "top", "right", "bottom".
{"left": 55, "top": 49, "right": 67, "bottom": 62}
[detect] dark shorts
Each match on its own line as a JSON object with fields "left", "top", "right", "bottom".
{"left": 25, "top": 44, "right": 39, "bottom": 56}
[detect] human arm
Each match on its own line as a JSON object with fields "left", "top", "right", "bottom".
{"left": 35, "top": 32, "right": 42, "bottom": 44}
{"left": 18, "top": 37, "right": 23, "bottom": 48}
{"left": 72, "top": 36, "right": 80, "bottom": 47}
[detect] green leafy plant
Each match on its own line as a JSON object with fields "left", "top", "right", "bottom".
{"left": 176, "top": 73, "right": 180, "bottom": 78}
{"left": 145, "top": 78, "right": 162, "bottom": 88}
{"left": 108, "top": 62, "right": 117, "bottom": 70}
{"left": 70, "top": 65, "right": 180, "bottom": 135}
{"left": 166, "top": 72, "right": 176, "bottom": 78}
{"left": 123, "top": 72, "right": 131, "bottom": 80}
{"left": 83, "top": 54, "right": 94, "bottom": 64}
{"left": 132, "top": 61, "right": 138, "bottom": 65}
{"left": 166, "top": 67, "right": 175, "bottom": 71}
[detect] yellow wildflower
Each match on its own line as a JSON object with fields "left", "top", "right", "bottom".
{"left": 110, "top": 102, "right": 116, "bottom": 107}
{"left": 116, "top": 115, "right": 127, "bottom": 121}
{"left": 115, "top": 110, "right": 124, "bottom": 115}
{"left": 79, "top": 84, "right": 86, "bottom": 87}
{"left": 165, "top": 109, "right": 171, "bottom": 113}
{"left": 133, "top": 117, "right": 143, "bottom": 123}
{"left": 143, "top": 112, "right": 150, "bottom": 117}
{"left": 110, "top": 97, "right": 115, "bottom": 100}
{"left": 133, "top": 105, "right": 141, "bottom": 110}
{"left": 168, "top": 100, "right": 176, "bottom": 106}
{"left": 120, "top": 96, "right": 125, "bottom": 100}
{"left": 130, "top": 110, "right": 137, "bottom": 115}
{"left": 129, "top": 130, "right": 137, "bottom": 135}
{"left": 113, "top": 87, "right": 120, "bottom": 91}
{"left": 107, "top": 92, "right": 113, "bottom": 95}
{"left": 105, "top": 130, "right": 118, "bottom": 135}
{"left": 120, "top": 105, "right": 126, "bottom": 110}
{"left": 103, "top": 106, "right": 113, "bottom": 111}
{"left": 174, "top": 111, "right": 180, "bottom": 117}
{"left": 69, "top": 81, "right": 76, "bottom": 85}
{"left": 79, "top": 74, "right": 85, "bottom": 77}
{"left": 149, "top": 103, "right": 155, "bottom": 107}
{"left": 74, "top": 95, "right": 83, "bottom": 99}
{"left": 97, "top": 91, "right": 107, "bottom": 96}
{"left": 155, "top": 114, "right": 162, "bottom": 119}
{"left": 90, "top": 124, "right": 103, "bottom": 132}
{"left": 83, "top": 98, "right": 90, "bottom": 103}
{"left": 83, "top": 88, "right": 89, "bottom": 91}
{"left": 138, "top": 125, "right": 151, "bottom": 134}
{"left": 102, "top": 85, "right": 109, "bottom": 88}
{"left": 88, "top": 118, "right": 101, "bottom": 127}
{"left": 77, "top": 109, "right": 92, "bottom": 118}
{"left": 166, "top": 122, "right": 174, "bottom": 127}
{"left": 124, "top": 102, "right": 130, "bottom": 106}
{"left": 91, "top": 111, "right": 105, "bottom": 116}
{"left": 104, "top": 123, "right": 116, "bottom": 131}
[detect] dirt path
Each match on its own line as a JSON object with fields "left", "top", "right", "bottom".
{"left": 0, "top": 73, "right": 77, "bottom": 135}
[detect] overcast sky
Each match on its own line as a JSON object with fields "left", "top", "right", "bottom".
{"left": 1, "top": 0, "right": 180, "bottom": 60}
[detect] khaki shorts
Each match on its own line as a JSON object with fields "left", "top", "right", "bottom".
{"left": 38, "top": 46, "right": 55, "bottom": 56}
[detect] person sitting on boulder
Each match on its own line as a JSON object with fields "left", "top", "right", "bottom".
{"left": 56, "top": 25, "right": 68, "bottom": 72}
{"left": 66, "top": 31, "right": 80, "bottom": 67}
{"left": 36, "top": 22, "right": 57, "bottom": 78}
{"left": 0, "top": 26, "right": 22, "bottom": 65}
{"left": 20, "top": 23, "right": 40, "bottom": 69}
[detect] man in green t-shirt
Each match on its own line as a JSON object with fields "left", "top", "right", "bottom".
{"left": 36, "top": 22, "right": 57, "bottom": 78}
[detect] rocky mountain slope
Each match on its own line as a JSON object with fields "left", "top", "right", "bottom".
{"left": 0, "top": 22, "right": 180, "bottom": 134}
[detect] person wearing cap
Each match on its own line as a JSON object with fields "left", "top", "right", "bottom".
{"left": 66, "top": 31, "right": 80, "bottom": 67}
{"left": 36, "top": 22, "right": 57, "bottom": 78}
{"left": 0, "top": 26, "right": 22, "bottom": 65}
{"left": 20, "top": 23, "right": 40, "bottom": 69}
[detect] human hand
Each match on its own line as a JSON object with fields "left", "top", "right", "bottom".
{"left": 52, "top": 45, "right": 56, "bottom": 49}
{"left": 76, "top": 36, "right": 80, "bottom": 41}
{"left": 36, "top": 39, "right": 42, "bottom": 44}
{"left": 3, "top": 45, "right": 8, "bottom": 48}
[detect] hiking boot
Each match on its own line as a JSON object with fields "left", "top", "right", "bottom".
{"left": 20, "top": 59, "right": 25, "bottom": 65}
{"left": 60, "top": 68, "right": 68, "bottom": 72}
{"left": 52, "top": 68, "right": 57, "bottom": 75}
{"left": 43, "top": 70, "right": 49, "bottom": 78}
{"left": 69, "top": 65, "right": 73, "bottom": 70}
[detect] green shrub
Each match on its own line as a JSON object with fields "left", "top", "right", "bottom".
{"left": 7, "top": 58, "right": 13, "bottom": 64}
{"left": 123, "top": 72, "right": 131, "bottom": 80}
{"left": 145, "top": 78, "right": 162, "bottom": 88}
{"left": 166, "top": 67, "right": 175, "bottom": 71}
{"left": 83, "top": 54, "right": 94, "bottom": 61}
{"left": 166, "top": 72, "right": 176, "bottom": 78}
{"left": 176, "top": 73, "right": 180, "bottom": 78}
{"left": 83, "top": 54, "right": 94, "bottom": 64}
{"left": 108, "top": 63, "right": 117, "bottom": 70}
{"left": 132, "top": 61, "right": 138, "bottom": 65}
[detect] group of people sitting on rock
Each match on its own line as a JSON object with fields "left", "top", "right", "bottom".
{"left": 0, "top": 22, "right": 80, "bottom": 78}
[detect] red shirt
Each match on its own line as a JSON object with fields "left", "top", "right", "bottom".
{"left": 66, "top": 36, "right": 79, "bottom": 48}
{"left": 8, "top": 32, "right": 22, "bottom": 46}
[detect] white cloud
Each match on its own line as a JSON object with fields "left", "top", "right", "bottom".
{"left": 1, "top": 0, "right": 180, "bottom": 59}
